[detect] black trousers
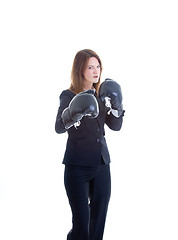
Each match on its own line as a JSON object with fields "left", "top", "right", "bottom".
{"left": 64, "top": 162, "right": 111, "bottom": 240}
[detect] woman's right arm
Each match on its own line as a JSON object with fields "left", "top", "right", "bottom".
{"left": 55, "top": 91, "right": 72, "bottom": 134}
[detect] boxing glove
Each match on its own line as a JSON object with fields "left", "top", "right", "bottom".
{"left": 99, "top": 78, "right": 123, "bottom": 117}
{"left": 62, "top": 89, "right": 99, "bottom": 129}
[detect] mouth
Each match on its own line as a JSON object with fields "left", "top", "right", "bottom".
{"left": 93, "top": 76, "right": 98, "bottom": 78}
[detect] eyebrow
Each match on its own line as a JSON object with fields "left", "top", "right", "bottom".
{"left": 88, "top": 64, "right": 100, "bottom": 67}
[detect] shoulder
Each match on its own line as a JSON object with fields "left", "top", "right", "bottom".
{"left": 60, "top": 89, "right": 75, "bottom": 100}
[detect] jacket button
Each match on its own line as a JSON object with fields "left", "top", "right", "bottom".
{"left": 96, "top": 139, "right": 100, "bottom": 142}
{"left": 97, "top": 128, "right": 100, "bottom": 132}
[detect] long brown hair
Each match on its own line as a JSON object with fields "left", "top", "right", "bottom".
{"left": 69, "top": 49, "right": 103, "bottom": 95}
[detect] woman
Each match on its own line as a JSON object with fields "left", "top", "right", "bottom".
{"left": 55, "top": 49, "right": 124, "bottom": 240}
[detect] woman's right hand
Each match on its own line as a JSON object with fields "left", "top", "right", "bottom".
{"left": 61, "top": 90, "right": 99, "bottom": 129}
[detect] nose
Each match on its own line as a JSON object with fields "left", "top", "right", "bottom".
{"left": 93, "top": 67, "right": 99, "bottom": 74}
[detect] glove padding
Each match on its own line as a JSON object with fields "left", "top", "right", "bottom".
{"left": 99, "top": 78, "right": 123, "bottom": 117}
{"left": 62, "top": 89, "right": 99, "bottom": 129}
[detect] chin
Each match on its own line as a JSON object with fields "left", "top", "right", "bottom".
{"left": 92, "top": 78, "right": 99, "bottom": 83}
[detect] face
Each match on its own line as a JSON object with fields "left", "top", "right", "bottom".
{"left": 83, "top": 57, "right": 101, "bottom": 88}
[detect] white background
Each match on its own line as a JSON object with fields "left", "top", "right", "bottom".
{"left": 0, "top": 0, "right": 178, "bottom": 239}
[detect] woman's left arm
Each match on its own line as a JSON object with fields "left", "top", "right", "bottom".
{"left": 105, "top": 110, "right": 125, "bottom": 131}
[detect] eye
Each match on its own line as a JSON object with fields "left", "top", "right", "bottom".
{"left": 97, "top": 65, "right": 101, "bottom": 69}
{"left": 88, "top": 66, "right": 93, "bottom": 69}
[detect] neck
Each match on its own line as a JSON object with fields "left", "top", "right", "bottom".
{"left": 83, "top": 83, "right": 93, "bottom": 91}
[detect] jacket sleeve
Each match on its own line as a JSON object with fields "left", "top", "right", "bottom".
{"left": 55, "top": 91, "right": 72, "bottom": 134}
{"left": 105, "top": 110, "right": 125, "bottom": 131}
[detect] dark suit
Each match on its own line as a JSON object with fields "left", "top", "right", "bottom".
{"left": 55, "top": 89, "right": 124, "bottom": 240}
{"left": 55, "top": 89, "right": 123, "bottom": 167}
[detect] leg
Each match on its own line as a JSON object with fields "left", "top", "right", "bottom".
{"left": 64, "top": 166, "right": 90, "bottom": 240}
{"left": 89, "top": 165, "right": 111, "bottom": 240}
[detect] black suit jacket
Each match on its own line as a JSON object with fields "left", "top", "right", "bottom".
{"left": 55, "top": 90, "right": 124, "bottom": 167}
